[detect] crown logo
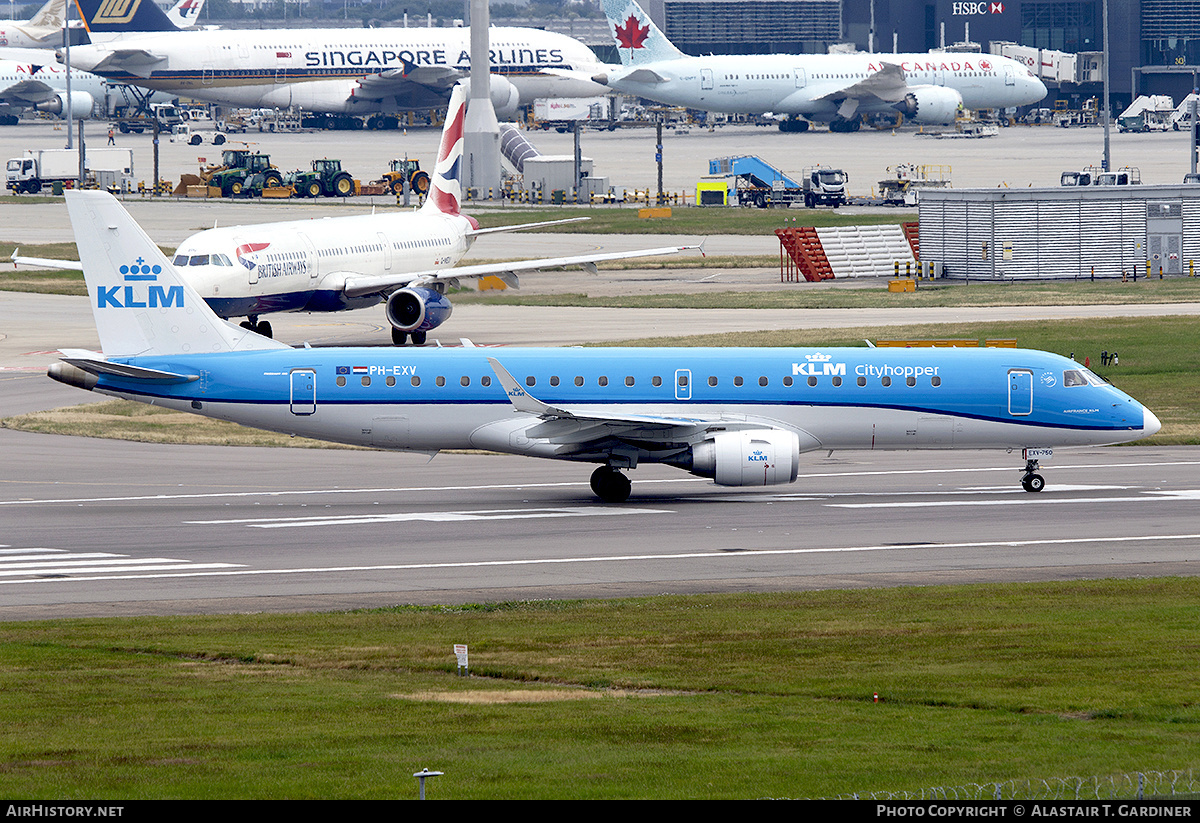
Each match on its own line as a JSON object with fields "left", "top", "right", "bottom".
{"left": 805, "top": 352, "right": 832, "bottom": 362}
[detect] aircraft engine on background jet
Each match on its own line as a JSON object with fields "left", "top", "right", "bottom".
{"left": 35, "top": 91, "right": 95, "bottom": 119}
{"left": 685, "top": 430, "right": 801, "bottom": 486}
{"left": 488, "top": 75, "right": 521, "bottom": 120}
{"left": 384, "top": 286, "right": 453, "bottom": 336}
{"left": 896, "top": 86, "right": 962, "bottom": 125}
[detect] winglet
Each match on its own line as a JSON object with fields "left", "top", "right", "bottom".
{"left": 487, "top": 356, "right": 568, "bottom": 418}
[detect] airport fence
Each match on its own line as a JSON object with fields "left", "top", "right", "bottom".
{"left": 825, "top": 769, "right": 1200, "bottom": 801}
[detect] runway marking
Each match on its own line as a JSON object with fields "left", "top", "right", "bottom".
{"left": 0, "top": 547, "right": 244, "bottom": 580}
{"left": 188, "top": 506, "right": 672, "bottom": 528}
{"left": 3, "top": 533, "right": 1199, "bottom": 586}
{"left": 3, "top": 461, "right": 1199, "bottom": 507}
{"left": 829, "top": 489, "right": 1200, "bottom": 508}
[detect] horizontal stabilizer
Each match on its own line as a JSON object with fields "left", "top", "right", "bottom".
{"left": 58, "top": 350, "right": 198, "bottom": 383}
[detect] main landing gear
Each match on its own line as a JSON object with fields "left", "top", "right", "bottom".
{"left": 590, "top": 466, "right": 631, "bottom": 504}
{"left": 239, "top": 316, "right": 273, "bottom": 338}
{"left": 1021, "top": 458, "right": 1046, "bottom": 493}
{"left": 391, "top": 328, "right": 427, "bottom": 346}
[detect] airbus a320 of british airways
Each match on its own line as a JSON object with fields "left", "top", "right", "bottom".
{"left": 17, "top": 84, "right": 693, "bottom": 345}
{"left": 50, "top": 188, "right": 1158, "bottom": 503}
{"left": 587, "top": 0, "right": 1047, "bottom": 131}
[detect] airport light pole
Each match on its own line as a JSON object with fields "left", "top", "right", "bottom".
{"left": 1102, "top": 0, "right": 1110, "bottom": 171}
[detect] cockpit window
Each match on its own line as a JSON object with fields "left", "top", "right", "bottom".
{"left": 213, "top": 254, "right": 233, "bottom": 266}
{"left": 1063, "top": 369, "right": 1088, "bottom": 387}
{"left": 172, "top": 254, "right": 189, "bottom": 265}
{"left": 188, "top": 254, "right": 211, "bottom": 266}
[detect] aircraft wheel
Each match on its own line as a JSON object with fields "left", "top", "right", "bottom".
{"left": 239, "top": 320, "right": 255, "bottom": 331}
{"left": 1021, "top": 474, "right": 1045, "bottom": 493}
{"left": 391, "top": 328, "right": 408, "bottom": 345}
{"left": 590, "top": 466, "right": 631, "bottom": 504}
{"left": 256, "top": 321, "right": 273, "bottom": 339}
{"left": 411, "top": 331, "right": 427, "bottom": 345}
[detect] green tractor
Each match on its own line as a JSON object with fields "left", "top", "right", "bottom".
{"left": 287, "top": 158, "right": 356, "bottom": 198}
{"left": 206, "top": 150, "right": 283, "bottom": 198}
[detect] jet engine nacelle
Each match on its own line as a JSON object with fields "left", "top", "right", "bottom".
{"left": 384, "top": 286, "right": 453, "bottom": 333}
{"left": 896, "top": 86, "right": 962, "bottom": 125}
{"left": 35, "top": 91, "right": 95, "bottom": 120}
{"left": 689, "top": 429, "right": 800, "bottom": 487}
{"left": 488, "top": 75, "right": 521, "bottom": 121}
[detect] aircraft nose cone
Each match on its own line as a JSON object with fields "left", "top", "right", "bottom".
{"left": 1142, "top": 407, "right": 1162, "bottom": 437}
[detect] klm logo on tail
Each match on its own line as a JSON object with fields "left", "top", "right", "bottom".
{"left": 96, "top": 257, "right": 184, "bottom": 308}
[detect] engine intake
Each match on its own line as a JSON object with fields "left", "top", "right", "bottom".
{"left": 895, "top": 86, "right": 962, "bottom": 125}
{"left": 689, "top": 429, "right": 800, "bottom": 487}
{"left": 35, "top": 91, "right": 96, "bottom": 120}
{"left": 384, "top": 286, "right": 453, "bottom": 333}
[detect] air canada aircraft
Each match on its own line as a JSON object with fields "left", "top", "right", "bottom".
{"left": 0, "top": 53, "right": 110, "bottom": 118}
{"left": 64, "top": 0, "right": 607, "bottom": 118}
{"left": 18, "top": 84, "right": 693, "bottom": 344}
{"left": 51, "top": 188, "right": 1159, "bottom": 502}
{"left": 588, "top": 0, "right": 1047, "bottom": 131}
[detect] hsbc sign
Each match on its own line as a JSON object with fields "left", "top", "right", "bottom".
{"left": 952, "top": 2, "right": 1005, "bottom": 13}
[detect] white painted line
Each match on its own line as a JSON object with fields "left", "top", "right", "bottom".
{"left": 4, "top": 532, "right": 1199, "bottom": 586}
{"left": 830, "top": 489, "right": 1200, "bottom": 508}
{"left": 188, "top": 506, "right": 672, "bottom": 529}
{"left": 3, "top": 460, "right": 1198, "bottom": 507}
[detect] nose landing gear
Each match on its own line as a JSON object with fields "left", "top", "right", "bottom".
{"left": 1021, "top": 458, "right": 1045, "bottom": 493}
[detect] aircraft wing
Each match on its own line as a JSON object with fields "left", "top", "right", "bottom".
{"left": 814, "top": 62, "right": 910, "bottom": 105}
{"left": 352, "top": 61, "right": 464, "bottom": 100}
{"left": 341, "top": 244, "right": 697, "bottom": 298}
{"left": 485, "top": 356, "right": 780, "bottom": 457}
{"left": 85, "top": 48, "right": 169, "bottom": 78}
{"left": 0, "top": 78, "right": 57, "bottom": 106}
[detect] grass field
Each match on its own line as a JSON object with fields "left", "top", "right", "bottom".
{"left": 2, "top": 581, "right": 1199, "bottom": 799}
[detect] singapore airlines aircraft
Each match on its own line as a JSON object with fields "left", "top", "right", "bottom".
{"left": 50, "top": 187, "right": 1159, "bottom": 502}
{"left": 65, "top": 0, "right": 607, "bottom": 118}
{"left": 20, "top": 84, "right": 692, "bottom": 345}
{"left": 589, "top": 0, "right": 1047, "bottom": 131}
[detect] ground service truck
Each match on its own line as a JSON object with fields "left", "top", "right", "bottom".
{"left": 6, "top": 148, "right": 134, "bottom": 194}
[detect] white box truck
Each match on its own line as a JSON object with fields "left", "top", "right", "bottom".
{"left": 6, "top": 147, "right": 134, "bottom": 194}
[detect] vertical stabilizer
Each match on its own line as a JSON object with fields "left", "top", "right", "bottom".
{"left": 422, "top": 83, "right": 467, "bottom": 215}
{"left": 165, "top": 0, "right": 205, "bottom": 28}
{"left": 28, "top": 0, "right": 67, "bottom": 30}
{"left": 65, "top": 190, "right": 287, "bottom": 357}
{"left": 72, "top": 0, "right": 178, "bottom": 34}
{"left": 601, "top": 0, "right": 686, "bottom": 66}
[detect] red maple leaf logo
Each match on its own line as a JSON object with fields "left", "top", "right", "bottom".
{"left": 615, "top": 14, "right": 650, "bottom": 49}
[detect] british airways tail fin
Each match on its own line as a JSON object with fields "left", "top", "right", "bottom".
{"left": 601, "top": 0, "right": 686, "bottom": 66}
{"left": 64, "top": 190, "right": 287, "bottom": 358}
{"left": 72, "top": 0, "right": 178, "bottom": 35}
{"left": 421, "top": 82, "right": 467, "bottom": 216}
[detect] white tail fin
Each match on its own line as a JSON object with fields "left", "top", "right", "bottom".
{"left": 601, "top": 0, "right": 686, "bottom": 66}
{"left": 65, "top": 190, "right": 286, "bottom": 357}
{"left": 422, "top": 83, "right": 467, "bottom": 215}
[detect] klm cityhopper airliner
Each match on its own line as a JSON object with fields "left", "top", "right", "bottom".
{"left": 51, "top": 190, "right": 1159, "bottom": 502}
